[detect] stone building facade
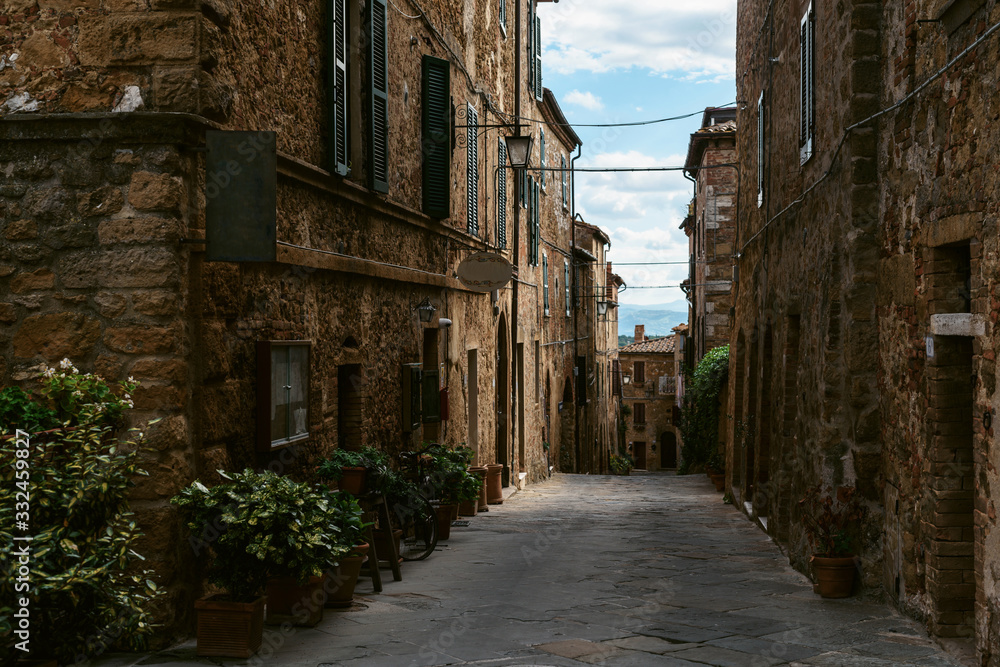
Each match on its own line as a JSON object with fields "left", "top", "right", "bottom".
{"left": 619, "top": 325, "right": 681, "bottom": 470}
{"left": 682, "top": 106, "right": 736, "bottom": 366}
{"left": 0, "top": 0, "right": 614, "bottom": 639}
{"left": 733, "top": 0, "right": 1000, "bottom": 659}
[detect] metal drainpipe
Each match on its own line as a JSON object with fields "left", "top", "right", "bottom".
{"left": 570, "top": 145, "right": 582, "bottom": 473}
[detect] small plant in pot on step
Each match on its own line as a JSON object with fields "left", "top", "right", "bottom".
{"left": 799, "top": 484, "right": 865, "bottom": 598}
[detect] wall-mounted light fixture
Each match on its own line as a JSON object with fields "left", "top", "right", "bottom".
{"left": 415, "top": 297, "right": 437, "bottom": 323}
{"left": 504, "top": 134, "right": 534, "bottom": 169}
{"left": 623, "top": 373, "right": 631, "bottom": 385}
{"left": 597, "top": 301, "right": 609, "bottom": 317}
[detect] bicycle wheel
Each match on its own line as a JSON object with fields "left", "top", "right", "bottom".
{"left": 394, "top": 493, "right": 438, "bottom": 561}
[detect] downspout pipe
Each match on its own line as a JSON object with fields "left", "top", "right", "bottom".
{"left": 570, "top": 144, "right": 582, "bottom": 472}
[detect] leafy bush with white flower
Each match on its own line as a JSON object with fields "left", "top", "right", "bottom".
{"left": 0, "top": 359, "right": 138, "bottom": 435}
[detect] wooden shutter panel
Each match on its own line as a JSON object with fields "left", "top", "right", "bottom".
{"left": 561, "top": 155, "right": 567, "bottom": 207}
{"left": 543, "top": 254, "right": 549, "bottom": 312}
{"left": 534, "top": 14, "right": 542, "bottom": 101}
{"left": 369, "top": 0, "right": 389, "bottom": 193}
{"left": 328, "top": 0, "right": 348, "bottom": 176}
{"left": 757, "top": 90, "right": 765, "bottom": 207}
{"left": 527, "top": 2, "right": 534, "bottom": 93}
{"left": 498, "top": 138, "right": 507, "bottom": 248}
{"left": 800, "top": 2, "right": 814, "bottom": 164}
{"left": 499, "top": 0, "right": 506, "bottom": 32}
{"left": 467, "top": 103, "right": 479, "bottom": 236}
{"left": 532, "top": 178, "right": 540, "bottom": 264}
{"left": 422, "top": 56, "right": 450, "bottom": 218}
{"left": 564, "top": 260, "right": 570, "bottom": 316}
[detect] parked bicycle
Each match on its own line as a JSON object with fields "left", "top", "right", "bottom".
{"left": 390, "top": 444, "right": 441, "bottom": 560}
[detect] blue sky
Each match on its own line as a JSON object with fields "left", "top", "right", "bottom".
{"left": 536, "top": 0, "right": 737, "bottom": 307}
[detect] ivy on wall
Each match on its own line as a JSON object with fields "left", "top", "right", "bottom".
{"left": 678, "top": 345, "right": 729, "bottom": 474}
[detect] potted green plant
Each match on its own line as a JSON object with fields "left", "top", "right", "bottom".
{"left": 799, "top": 484, "right": 865, "bottom": 598}
{"left": 317, "top": 448, "right": 367, "bottom": 495}
{"left": 324, "top": 491, "right": 371, "bottom": 608}
{"left": 173, "top": 469, "right": 352, "bottom": 650}
{"left": 424, "top": 445, "right": 478, "bottom": 539}
{"left": 610, "top": 453, "right": 633, "bottom": 475}
{"left": 706, "top": 450, "right": 726, "bottom": 491}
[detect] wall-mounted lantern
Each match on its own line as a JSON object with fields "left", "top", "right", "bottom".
{"left": 415, "top": 297, "right": 437, "bottom": 323}
{"left": 504, "top": 134, "right": 534, "bottom": 169}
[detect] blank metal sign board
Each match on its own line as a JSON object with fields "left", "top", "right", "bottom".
{"left": 205, "top": 130, "right": 277, "bottom": 262}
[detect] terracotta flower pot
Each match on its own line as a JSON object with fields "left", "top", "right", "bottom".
{"left": 266, "top": 574, "right": 326, "bottom": 627}
{"left": 469, "top": 466, "right": 488, "bottom": 510}
{"left": 458, "top": 498, "right": 478, "bottom": 516}
{"left": 486, "top": 463, "right": 504, "bottom": 504}
{"left": 337, "top": 467, "right": 367, "bottom": 496}
{"left": 325, "top": 543, "right": 369, "bottom": 608}
{"left": 435, "top": 503, "right": 457, "bottom": 541}
{"left": 811, "top": 555, "right": 857, "bottom": 598}
{"left": 709, "top": 472, "right": 726, "bottom": 492}
{"left": 195, "top": 593, "right": 265, "bottom": 658}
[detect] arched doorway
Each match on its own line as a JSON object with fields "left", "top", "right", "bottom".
{"left": 660, "top": 431, "right": 677, "bottom": 469}
{"left": 495, "top": 313, "right": 509, "bottom": 487}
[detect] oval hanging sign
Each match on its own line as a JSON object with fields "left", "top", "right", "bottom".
{"left": 457, "top": 252, "right": 513, "bottom": 292}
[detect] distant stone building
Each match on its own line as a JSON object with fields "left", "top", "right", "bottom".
{"left": 619, "top": 325, "right": 681, "bottom": 470}
{"left": 682, "top": 107, "right": 737, "bottom": 367}
{"left": 734, "top": 0, "right": 1000, "bottom": 659}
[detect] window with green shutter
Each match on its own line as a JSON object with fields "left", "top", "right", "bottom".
{"left": 534, "top": 13, "right": 542, "bottom": 101}
{"left": 540, "top": 128, "right": 546, "bottom": 190}
{"left": 799, "top": 1, "right": 815, "bottom": 165}
{"left": 564, "top": 260, "right": 570, "bottom": 316}
{"left": 328, "top": 0, "right": 348, "bottom": 176}
{"left": 422, "top": 56, "right": 450, "bottom": 218}
{"left": 531, "top": 177, "right": 540, "bottom": 265}
{"left": 497, "top": 138, "right": 507, "bottom": 248}
{"left": 527, "top": 1, "right": 534, "bottom": 94}
{"left": 499, "top": 0, "right": 507, "bottom": 35}
{"left": 543, "top": 253, "right": 549, "bottom": 315}
{"left": 757, "top": 90, "right": 765, "bottom": 208}
{"left": 527, "top": 176, "right": 537, "bottom": 265}
{"left": 467, "top": 103, "right": 479, "bottom": 236}
{"left": 369, "top": 0, "right": 389, "bottom": 193}
{"left": 561, "top": 155, "right": 567, "bottom": 209}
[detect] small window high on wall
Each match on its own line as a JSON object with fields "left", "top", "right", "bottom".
{"left": 257, "top": 341, "right": 311, "bottom": 451}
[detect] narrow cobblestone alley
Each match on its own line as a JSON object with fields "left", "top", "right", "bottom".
{"left": 101, "top": 474, "right": 964, "bottom": 667}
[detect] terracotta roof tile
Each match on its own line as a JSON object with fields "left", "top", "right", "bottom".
{"left": 620, "top": 334, "right": 675, "bottom": 355}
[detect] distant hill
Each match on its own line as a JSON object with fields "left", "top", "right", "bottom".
{"left": 617, "top": 303, "right": 688, "bottom": 337}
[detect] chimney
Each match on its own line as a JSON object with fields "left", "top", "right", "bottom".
{"left": 634, "top": 325, "right": 645, "bottom": 343}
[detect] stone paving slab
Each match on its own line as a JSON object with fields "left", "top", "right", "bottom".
{"left": 87, "top": 473, "right": 967, "bottom": 667}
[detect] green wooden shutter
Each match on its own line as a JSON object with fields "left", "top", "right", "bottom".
{"left": 369, "top": 0, "right": 389, "bottom": 192}
{"left": 422, "top": 56, "right": 450, "bottom": 218}
{"left": 467, "top": 103, "right": 479, "bottom": 236}
{"left": 328, "top": 0, "right": 348, "bottom": 176}
{"left": 527, "top": 176, "right": 535, "bottom": 264}
{"left": 799, "top": 1, "right": 814, "bottom": 164}
{"left": 543, "top": 254, "right": 549, "bottom": 313}
{"left": 540, "top": 129, "right": 546, "bottom": 190}
{"left": 499, "top": 0, "right": 507, "bottom": 33}
{"left": 498, "top": 138, "right": 507, "bottom": 248}
{"left": 527, "top": 2, "right": 534, "bottom": 94}
{"left": 561, "top": 155, "right": 567, "bottom": 208}
{"left": 757, "top": 90, "right": 765, "bottom": 207}
{"left": 564, "top": 260, "right": 570, "bottom": 316}
{"left": 534, "top": 14, "right": 542, "bottom": 101}
{"left": 532, "top": 178, "right": 540, "bottom": 264}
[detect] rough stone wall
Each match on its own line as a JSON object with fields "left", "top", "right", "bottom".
{"left": 878, "top": 0, "right": 1000, "bottom": 656}
{"left": 732, "top": 0, "right": 883, "bottom": 586}
{"left": 692, "top": 139, "right": 736, "bottom": 361}
{"left": 0, "top": 115, "right": 201, "bottom": 634}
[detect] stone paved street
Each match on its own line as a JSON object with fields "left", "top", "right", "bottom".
{"left": 99, "top": 473, "right": 965, "bottom": 667}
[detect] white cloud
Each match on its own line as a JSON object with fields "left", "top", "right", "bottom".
{"left": 573, "top": 149, "right": 693, "bottom": 304}
{"left": 537, "top": 1, "right": 737, "bottom": 83}
{"left": 563, "top": 89, "right": 604, "bottom": 111}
